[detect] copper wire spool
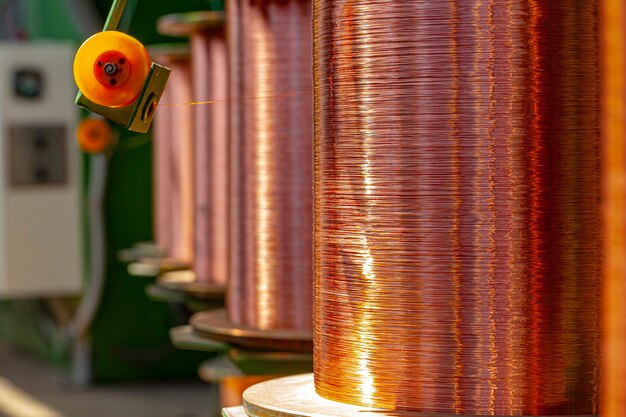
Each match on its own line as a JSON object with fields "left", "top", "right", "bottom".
{"left": 158, "top": 13, "right": 229, "bottom": 286}
{"left": 601, "top": 0, "right": 626, "bottom": 416}
{"left": 313, "top": 1, "right": 600, "bottom": 415}
{"left": 152, "top": 70, "right": 172, "bottom": 253}
{"left": 151, "top": 47, "right": 195, "bottom": 263}
{"left": 192, "top": 21, "right": 229, "bottom": 286}
{"left": 227, "top": 0, "right": 313, "bottom": 331}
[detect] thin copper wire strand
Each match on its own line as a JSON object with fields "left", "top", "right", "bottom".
{"left": 601, "top": 0, "right": 626, "bottom": 416}
{"left": 227, "top": 0, "right": 313, "bottom": 332}
{"left": 192, "top": 26, "right": 229, "bottom": 285}
{"left": 313, "top": 1, "right": 600, "bottom": 415}
{"left": 158, "top": 91, "right": 310, "bottom": 107}
{"left": 152, "top": 54, "right": 195, "bottom": 263}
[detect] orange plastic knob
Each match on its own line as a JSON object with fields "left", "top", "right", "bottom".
{"left": 74, "top": 31, "right": 150, "bottom": 108}
{"left": 76, "top": 118, "right": 114, "bottom": 154}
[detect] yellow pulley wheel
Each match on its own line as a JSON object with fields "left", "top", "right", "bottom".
{"left": 74, "top": 31, "right": 151, "bottom": 108}
{"left": 76, "top": 118, "right": 114, "bottom": 154}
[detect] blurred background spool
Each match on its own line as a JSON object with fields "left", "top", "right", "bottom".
{"left": 191, "top": 15, "right": 229, "bottom": 287}
{"left": 227, "top": 0, "right": 313, "bottom": 332}
{"left": 601, "top": 0, "right": 626, "bottom": 416}
{"left": 150, "top": 45, "right": 195, "bottom": 265}
{"left": 151, "top": 58, "right": 172, "bottom": 256}
{"left": 158, "top": 12, "right": 229, "bottom": 288}
{"left": 314, "top": 1, "right": 600, "bottom": 415}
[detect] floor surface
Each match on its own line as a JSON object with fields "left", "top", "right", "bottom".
{"left": 0, "top": 341, "right": 218, "bottom": 417}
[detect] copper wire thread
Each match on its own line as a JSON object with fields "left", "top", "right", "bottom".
{"left": 227, "top": 0, "right": 313, "bottom": 332}
{"left": 158, "top": 91, "right": 310, "bottom": 107}
{"left": 191, "top": 26, "right": 230, "bottom": 286}
{"left": 313, "top": 1, "right": 600, "bottom": 415}
{"left": 152, "top": 54, "right": 195, "bottom": 263}
{"left": 601, "top": 0, "right": 626, "bottom": 416}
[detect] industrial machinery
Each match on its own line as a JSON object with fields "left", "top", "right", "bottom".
{"left": 74, "top": 0, "right": 170, "bottom": 133}
{"left": 4, "top": 1, "right": 623, "bottom": 417}
{"left": 0, "top": 0, "right": 219, "bottom": 385}
{"left": 0, "top": 42, "right": 82, "bottom": 298}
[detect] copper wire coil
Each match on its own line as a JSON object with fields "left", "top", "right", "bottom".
{"left": 191, "top": 25, "right": 230, "bottom": 286}
{"left": 601, "top": 1, "right": 626, "bottom": 416}
{"left": 227, "top": 0, "right": 313, "bottom": 332}
{"left": 313, "top": 1, "right": 600, "bottom": 415}
{"left": 152, "top": 69, "right": 172, "bottom": 253}
{"left": 151, "top": 50, "right": 195, "bottom": 263}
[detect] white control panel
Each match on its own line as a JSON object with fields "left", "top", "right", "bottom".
{"left": 0, "top": 42, "right": 82, "bottom": 297}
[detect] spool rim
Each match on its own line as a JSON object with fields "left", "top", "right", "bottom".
{"left": 136, "top": 256, "right": 190, "bottom": 270}
{"left": 158, "top": 270, "right": 226, "bottom": 300}
{"left": 190, "top": 309, "right": 313, "bottom": 352}
{"left": 157, "top": 11, "right": 225, "bottom": 37}
{"left": 147, "top": 43, "right": 191, "bottom": 62}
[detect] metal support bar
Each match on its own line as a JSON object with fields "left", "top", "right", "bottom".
{"left": 103, "top": 0, "right": 127, "bottom": 31}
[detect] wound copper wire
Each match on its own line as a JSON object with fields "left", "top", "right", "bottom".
{"left": 313, "top": 1, "right": 600, "bottom": 415}
{"left": 191, "top": 23, "right": 230, "bottom": 286}
{"left": 151, "top": 51, "right": 195, "bottom": 263}
{"left": 227, "top": 0, "right": 313, "bottom": 332}
{"left": 153, "top": 66, "right": 172, "bottom": 253}
{"left": 601, "top": 1, "right": 626, "bottom": 416}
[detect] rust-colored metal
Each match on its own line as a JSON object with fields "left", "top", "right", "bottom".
{"left": 601, "top": 0, "right": 626, "bottom": 416}
{"left": 313, "top": 1, "right": 600, "bottom": 415}
{"left": 227, "top": 0, "right": 313, "bottom": 332}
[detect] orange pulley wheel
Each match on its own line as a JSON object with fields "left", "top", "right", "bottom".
{"left": 74, "top": 31, "right": 151, "bottom": 108}
{"left": 76, "top": 118, "right": 114, "bottom": 154}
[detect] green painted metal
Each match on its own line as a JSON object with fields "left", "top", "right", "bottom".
{"left": 23, "top": 0, "right": 81, "bottom": 41}
{"left": 104, "top": 0, "right": 127, "bottom": 30}
{"left": 0, "top": 300, "right": 70, "bottom": 366}
{"left": 228, "top": 350, "right": 313, "bottom": 376}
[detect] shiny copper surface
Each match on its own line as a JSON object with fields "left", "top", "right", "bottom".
{"left": 227, "top": 0, "right": 313, "bottom": 332}
{"left": 313, "top": 1, "right": 600, "bottom": 415}
{"left": 601, "top": 0, "right": 626, "bottom": 416}
{"left": 192, "top": 25, "right": 230, "bottom": 286}
{"left": 152, "top": 52, "right": 195, "bottom": 263}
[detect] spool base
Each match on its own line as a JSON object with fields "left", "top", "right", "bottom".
{"left": 127, "top": 256, "right": 190, "bottom": 276}
{"left": 158, "top": 271, "right": 226, "bottom": 301}
{"left": 170, "top": 325, "right": 312, "bottom": 375}
{"left": 240, "top": 374, "right": 596, "bottom": 417}
{"left": 190, "top": 309, "right": 312, "bottom": 353}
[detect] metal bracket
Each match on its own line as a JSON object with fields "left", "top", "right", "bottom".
{"left": 75, "top": 0, "right": 171, "bottom": 133}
